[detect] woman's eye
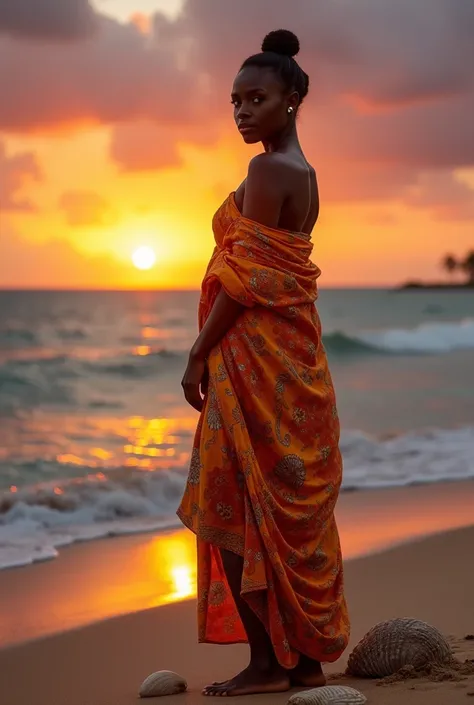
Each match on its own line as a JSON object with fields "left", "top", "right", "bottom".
{"left": 230, "top": 97, "right": 262, "bottom": 107}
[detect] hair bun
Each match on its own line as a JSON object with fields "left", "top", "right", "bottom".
{"left": 261, "top": 29, "right": 300, "bottom": 58}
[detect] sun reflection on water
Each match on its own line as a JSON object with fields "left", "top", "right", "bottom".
{"left": 50, "top": 414, "right": 196, "bottom": 475}
{"left": 148, "top": 531, "right": 197, "bottom": 605}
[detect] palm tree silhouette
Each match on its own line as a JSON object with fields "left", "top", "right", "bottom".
{"left": 462, "top": 250, "right": 474, "bottom": 285}
{"left": 442, "top": 254, "right": 458, "bottom": 282}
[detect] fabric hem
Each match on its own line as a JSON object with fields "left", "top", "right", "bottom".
{"left": 177, "top": 510, "right": 348, "bottom": 666}
{"left": 198, "top": 637, "right": 249, "bottom": 646}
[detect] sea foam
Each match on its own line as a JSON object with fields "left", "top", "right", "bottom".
{"left": 1, "top": 425, "right": 473, "bottom": 571}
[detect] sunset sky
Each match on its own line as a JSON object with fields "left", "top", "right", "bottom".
{"left": 1, "top": 0, "right": 473, "bottom": 289}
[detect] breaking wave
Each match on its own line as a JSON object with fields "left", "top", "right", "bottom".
{"left": 1, "top": 425, "right": 473, "bottom": 570}
{"left": 323, "top": 319, "right": 474, "bottom": 355}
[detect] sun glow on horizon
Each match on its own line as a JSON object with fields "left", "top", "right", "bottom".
{"left": 132, "top": 245, "right": 157, "bottom": 270}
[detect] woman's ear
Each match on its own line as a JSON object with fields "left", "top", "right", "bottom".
{"left": 288, "top": 91, "right": 300, "bottom": 112}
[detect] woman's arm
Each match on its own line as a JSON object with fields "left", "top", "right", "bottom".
{"left": 191, "top": 288, "right": 244, "bottom": 361}
{"left": 181, "top": 288, "right": 244, "bottom": 411}
{"left": 181, "top": 156, "right": 285, "bottom": 412}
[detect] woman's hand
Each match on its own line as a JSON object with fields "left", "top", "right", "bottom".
{"left": 181, "top": 352, "right": 207, "bottom": 412}
{"left": 181, "top": 289, "right": 243, "bottom": 412}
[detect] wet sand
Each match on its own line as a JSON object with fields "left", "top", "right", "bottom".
{"left": 1, "top": 480, "right": 474, "bottom": 647}
{"left": 1, "top": 484, "right": 474, "bottom": 705}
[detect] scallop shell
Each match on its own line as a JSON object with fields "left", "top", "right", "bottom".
{"left": 139, "top": 670, "right": 187, "bottom": 698}
{"left": 346, "top": 618, "right": 452, "bottom": 678}
{"left": 288, "top": 685, "right": 367, "bottom": 705}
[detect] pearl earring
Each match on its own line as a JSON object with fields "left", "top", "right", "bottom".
{"left": 288, "top": 107, "right": 294, "bottom": 114}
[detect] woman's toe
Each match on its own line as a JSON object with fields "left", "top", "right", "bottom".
{"left": 203, "top": 686, "right": 222, "bottom": 696}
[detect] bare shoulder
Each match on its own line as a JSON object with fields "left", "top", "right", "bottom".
{"left": 242, "top": 154, "right": 287, "bottom": 227}
{"left": 249, "top": 152, "right": 316, "bottom": 189}
{"left": 243, "top": 153, "right": 316, "bottom": 228}
{"left": 247, "top": 152, "right": 295, "bottom": 181}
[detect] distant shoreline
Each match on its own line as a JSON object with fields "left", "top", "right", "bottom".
{"left": 397, "top": 281, "right": 474, "bottom": 291}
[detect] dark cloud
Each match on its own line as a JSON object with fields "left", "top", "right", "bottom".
{"left": 1, "top": 0, "right": 474, "bottom": 217}
{"left": 0, "top": 0, "right": 96, "bottom": 40}
{"left": 314, "top": 94, "right": 474, "bottom": 170}
{"left": 0, "top": 141, "right": 42, "bottom": 212}
{"left": 58, "top": 190, "right": 113, "bottom": 226}
{"left": 177, "top": 0, "right": 474, "bottom": 106}
{"left": 0, "top": 15, "right": 195, "bottom": 131}
{"left": 2, "top": 0, "right": 473, "bottom": 134}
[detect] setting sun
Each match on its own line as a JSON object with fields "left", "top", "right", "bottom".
{"left": 132, "top": 246, "right": 156, "bottom": 270}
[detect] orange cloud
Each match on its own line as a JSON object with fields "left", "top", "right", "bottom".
{"left": 58, "top": 190, "right": 115, "bottom": 227}
{"left": 109, "top": 120, "right": 220, "bottom": 172}
{"left": 130, "top": 12, "right": 151, "bottom": 35}
{"left": 0, "top": 228, "right": 129, "bottom": 289}
{"left": 110, "top": 122, "right": 182, "bottom": 172}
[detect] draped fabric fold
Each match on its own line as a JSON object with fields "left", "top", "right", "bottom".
{"left": 177, "top": 193, "right": 350, "bottom": 668}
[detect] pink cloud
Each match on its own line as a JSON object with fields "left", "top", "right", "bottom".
{"left": 0, "top": 0, "right": 473, "bottom": 219}
{"left": 403, "top": 172, "right": 474, "bottom": 222}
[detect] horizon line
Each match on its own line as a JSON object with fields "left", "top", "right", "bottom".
{"left": 0, "top": 284, "right": 400, "bottom": 293}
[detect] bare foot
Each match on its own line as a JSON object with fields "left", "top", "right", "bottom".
{"left": 203, "top": 664, "right": 290, "bottom": 697}
{"left": 289, "top": 656, "right": 326, "bottom": 688}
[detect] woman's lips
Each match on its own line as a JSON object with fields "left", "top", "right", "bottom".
{"left": 239, "top": 124, "right": 256, "bottom": 134}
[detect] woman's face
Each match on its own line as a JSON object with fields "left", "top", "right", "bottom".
{"left": 231, "top": 66, "right": 292, "bottom": 144}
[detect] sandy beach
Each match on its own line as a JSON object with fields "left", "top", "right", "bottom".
{"left": 1, "top": 482, "right": 474, "bottom": 705}
{"left": 1, "top": 480, "right": 474, "bottom": 647}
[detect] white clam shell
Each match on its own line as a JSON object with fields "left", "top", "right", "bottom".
{"left": 139, "top": 670, "right": 187, "bottom": 698}
{"left": 346, "top": 618, "right": 452, "bottom": 678}
{"left": 288, "top": 685, "right": 367, "bottom": 705}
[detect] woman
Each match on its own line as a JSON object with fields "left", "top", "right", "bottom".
{"left": 178, "top": 29, "right": 350, "bottom": 697}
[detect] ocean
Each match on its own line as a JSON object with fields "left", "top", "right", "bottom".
{"left": 0, "top": 288, "right": 473, "bottom": 570}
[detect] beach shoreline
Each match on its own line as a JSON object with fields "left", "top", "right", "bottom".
{"left": 1, "top": 523, "right": 473, "bottom": 705}
{"left": 1, "top": 479, "right": 474, "bottom": 650}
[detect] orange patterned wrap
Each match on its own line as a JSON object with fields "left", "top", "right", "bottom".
{"left": 177, "top": 193, "right": 350, "bottom": 668}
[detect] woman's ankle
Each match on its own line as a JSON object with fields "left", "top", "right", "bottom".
{"left": 249, "top": 651, "right": 281, "bottom": 673}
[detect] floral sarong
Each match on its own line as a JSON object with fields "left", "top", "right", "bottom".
{"left": 177, "top": 193, "right": 350, "bottom": 668}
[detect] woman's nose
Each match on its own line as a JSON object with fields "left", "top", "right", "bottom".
{"left": 237, "top": 104, "right": 252, "bottom": 119}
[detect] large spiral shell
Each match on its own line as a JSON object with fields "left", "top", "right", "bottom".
{"left": 346, "top": 618, "right": 452, "bottom": 678}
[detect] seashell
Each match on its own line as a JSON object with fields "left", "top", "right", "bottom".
{"left": 288, "top": 685, "right": 367, "bottom": 705}
{"left": 139, "top": 670, "right": 187, "bottom": 698}
{"left": 346, "top": 618, "right": 452, "bottom": 678}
